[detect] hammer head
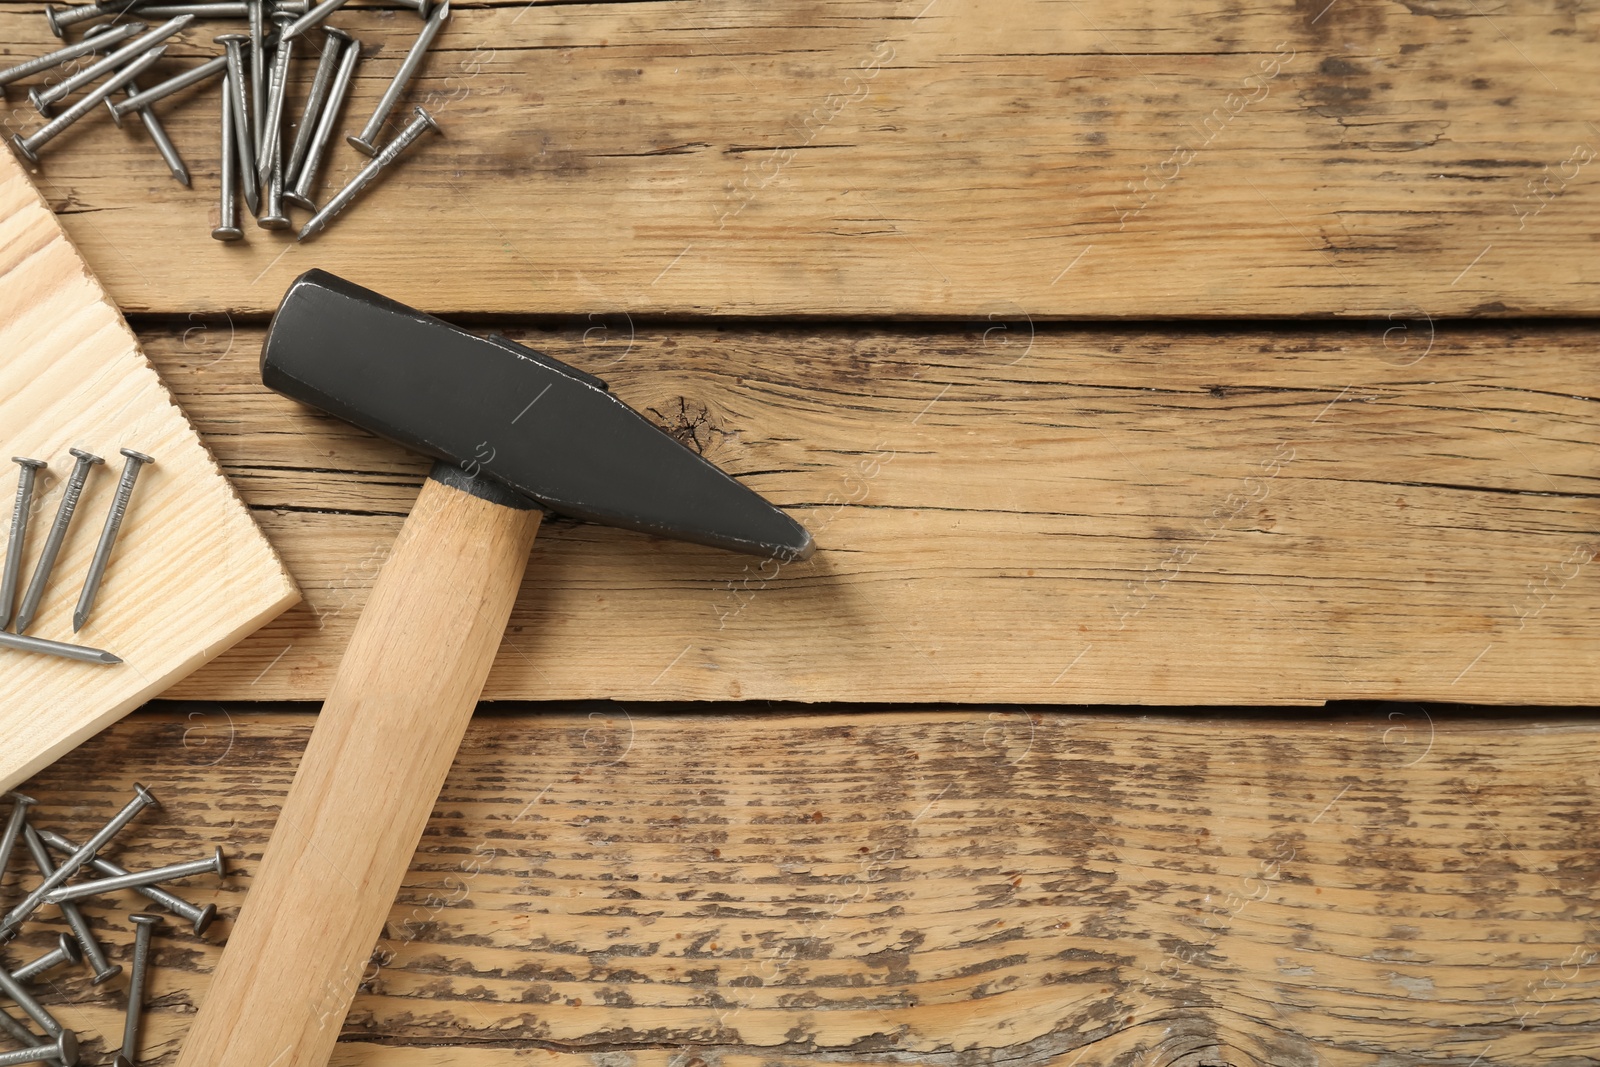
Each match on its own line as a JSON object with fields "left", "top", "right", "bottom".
{"left": 262, "top": 270, "right": 814, "bottom": 560}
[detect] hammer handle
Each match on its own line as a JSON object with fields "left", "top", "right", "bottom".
{"left": 176, "top": 474, "right": 541, "bottom": 1067}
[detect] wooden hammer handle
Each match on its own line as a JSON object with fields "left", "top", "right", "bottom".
{"left": 176, "top": 472, "right": 541, "bottom": 1067}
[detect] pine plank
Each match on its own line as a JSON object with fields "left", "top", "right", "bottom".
{"left": 0, "top": 148, "right": 298, "bottom": 793}
{"left": 130, "top": 319, "right": 1600, "bottom": 705}
{"left": 7, "top": 705, "right": 1598, "bottom": 1065}
{"left": 0, "top": 0, "right": 1595, "bottom": 317}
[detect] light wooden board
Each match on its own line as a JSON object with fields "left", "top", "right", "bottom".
{"left": 0, "top": 148, "right": 298, "bottom": 792}
{"left": 137, "top": 320, "right": 1600, "bottom": 705}
{"left": 0, "top": 0, "right": 1595, "bottom": 317}
{"left": 8, "top": 706, "right": 1598, "bottom": 1065}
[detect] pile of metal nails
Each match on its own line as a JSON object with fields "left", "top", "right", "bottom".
{"left": 1, "top": 0, "right": 447, "bottom": 241}
{"left": 0, "top": 787, "right": 227, "bottom": 1066}
{"left": 0, "top": 449, "right": 154, "bottom": 667}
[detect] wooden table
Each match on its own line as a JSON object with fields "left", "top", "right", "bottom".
{"left": 2, "top": 0, "right": 1597, "bottom": 1062}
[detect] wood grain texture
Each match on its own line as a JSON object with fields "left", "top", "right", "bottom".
{"left": 0, "top": 0, "right": 1595, "bottom": 317}
{"left": 134, "top": 319, "right": 1600, "bottom": 705}
{"left": 7, "top": 705, "right": 1598, "bottom": 1066}
{"left": 179, "top": 481, "right": 541, "bottom": 1067}
{"left": 0, "top": 148, "right": 297, "bottom": 794}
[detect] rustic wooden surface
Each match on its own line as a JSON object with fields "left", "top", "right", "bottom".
{"left": 0, "top": 147, "right": 296, "bottom": 795}
{"left": 0, "top": 0, "right": 1596, "bottom": 1061}
{"left": 0, "top": 0, "right": 1594, "bottom": 317}
{"left": 5, "top": 705, "right": 1597, "bottom": 1066}
{"left": 123, "top": 319, "right": 1600, "bottom": 706}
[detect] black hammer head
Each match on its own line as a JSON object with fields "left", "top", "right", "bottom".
{"left": 262, "top": 270, "right": 814, "bottom": 561}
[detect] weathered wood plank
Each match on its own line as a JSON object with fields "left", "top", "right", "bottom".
{"left": 0, "top": 1, "right": 1595, "bottom": 316}
{"left": 135, "top": 319, "right": 1600, "bottom": 705}
{"left": 8, "top": 706, "right": 1599, "bottom": 1065}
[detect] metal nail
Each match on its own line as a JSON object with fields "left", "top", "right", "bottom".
{"left": 44, "top": 0, "right": 138, "bottom": 39}
{"left": 0, "top": 1008, "right": 44, "bottom": 1054}
{"left": 45, "top": 846, "right": 226, "bottom": 904}
{"left": 31, "top": 15, "right": 194, "bottom": 117}
{"left": 0, "top": 631, "right": 121, "bottom": 665}
{"left": 11, "top": 934, "right": 80, "bottom": 983}
{"left": 110, "top": 53, "right": 225, "bottom": 124}
{"left": 282, "top": 25, "right": 347, "bottom": 188}
{"left": 345, "top": 0, "right": 425, "bottom": 13}
{"left": 247, "top": 0, "right": 265, "bottom": 151}
{"left": 215, "top": 36, "right": 259, "bottom": 215}
{"left": 38, "top": 831, "right": 217, "bottom": 935}
{"left": 278, "top": 0, "right": 348, "bottom": 40}
{"left": 0, "top": 1029, "right": 75, "bottom": 1067}
{"left": 114, "top": 72, "right": 189, "bottom": 185}
{"left": 285, "top": 32, "right": 355, "bottom": 210}
{"left": 0, "top": 785, "right": 157, "bottom": 932}
{"left": 0, "top": 794, "right": 36, "bottom": 890}
{"left": 0, "top": 22, "right": 142, "bottom": 94}
{"left": 10, "top": 45, "right": 168, "bottom": 165}
{"left": 12, "top": 449, "right": 101, "bottom": 633}
{"left": 71, "top": 449, "right": 153, "bottom": 632}
{"left": 132, "top": 0, "right": 305, "bottom": 14}
{"left": 300, "top": 104, "right": 437, "bottom": 239}
{"left": 347, "top": 0, "right": 447, "bottom": 155}
{"left": 118, "top": 914, "right": 160, "bottom": 1066}
{"left": 212, "top": 74, "right": 242, "bottom": 240}
{"left": 0, "top": 967, "right": 62, "bottom": 1039}
{"left": 258, "top": 152, "right": 289, "bottom": 227}
{"left": 0, "top": 460, "right": 47, "bottom": 633}
{"left": 21, "top": 826, "right": 121, "bottom": 984}
{"left": 136, "top": 1, "right": 249, "bottom": 14}
{"left": 256, "top": 11, "right": 293, "bottom": 186}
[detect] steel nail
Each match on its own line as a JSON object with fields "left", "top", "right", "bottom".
{"left": 0, "top": 1029, "right": 75, "bottom": 1067}
{"left": 133, "top": 1, "right": 248, "bottom": 14}
{"left": 118, "top": 914, "right": 160, "bottom": 1066}
{"left": 346, "top": 0, "right": 425, "bottom": 13}
{"left": 45, "top": 846, "right": 226, "bottom": 904}
{"left": 0, "top": 1008, "right": 44, "bottom": 1054}
{"left": 0, "top": 22, "right": 142, "bottom": 94}
{"left": 285, "top": 32, "right": 355, "bottom": 210}
{"left": 38, "top": 831, "right": 216, "bottom": 934}
{"left": 0, "top": 784, "right": 157, "bottom": 932}
{"left": 0, "top": 631, "right": 120, "bottom": 665}
{"left": 212, "top": 74, "right": 242, "bottom": 240}
{"left": 278, "top": 0, "right": 349, "bottom": 40}
{"left": 10, "top": 934, "right": 80, "bottom": 983}
{"left": 21, "top": 826, "right": 121, "bottom": 984}
{"left": 0, "top": 794, "right": 37, "bottom": 889}
{"left": 0, "top": 967, "right": 62, "bottom": 1038}
{"left": 256, "top": 11, "right": 294, "bottom": 186}
{"left": 110, "top": 53, "right": 225, "bottom": 124}
{"left": 71, "top": 449, "right": 153, "bottom": 632}
{"left": 114, "top": 72, "right": 189, "bottom": 185}
{"left": 258, "top": 151, "right": 289, "bottom": 227}
{"left": 133, "top": 0, "right": 304, "bottom": 14}
{"left": 0, "top": 460, "right": 47, "bottom": 633}
{"left": 247, "top": 0, "right": 265, "bottom": 148}
{"left": 44, "top": 0, "right": 138, "bottom": 39}
{"left": 215, "top": 35, "right": 259, "bottom": 215}
{"left": 31, "top": 15, "right": 194, "bottom": 117}
{"left": 12, "top": 449, "right": 101, "bottom": 634}
{"left": 300, "top": 104, "right": 437, "bottom": 239}
{"left": 283, "top": 25, "right": 347, "bottom": 188}
{"left": 9, "top": 45, "right": 168, "bottom": 165}
{"left": 347, "top": 0, "right": 447, "bottom": 155}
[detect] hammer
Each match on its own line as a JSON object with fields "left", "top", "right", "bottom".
{"left": 176, "top": 270, "right": 812, "bottom": 1067}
